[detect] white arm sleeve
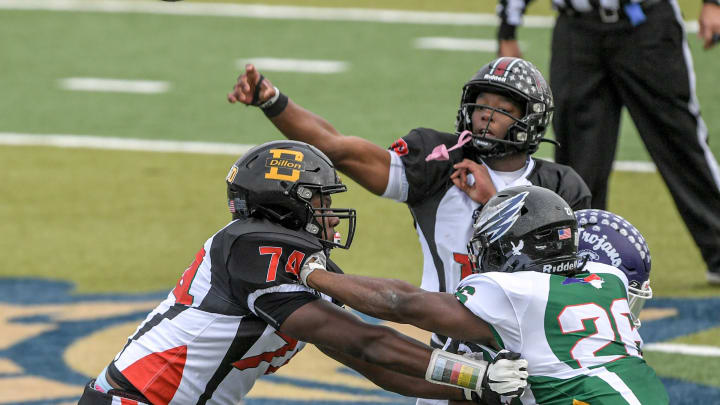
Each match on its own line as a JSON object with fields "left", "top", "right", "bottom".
{"left": 458, "top": 275, "right": 523, "bottom": 350}
{"left": 381, "top": 150, "right": 409, "bottom": 202}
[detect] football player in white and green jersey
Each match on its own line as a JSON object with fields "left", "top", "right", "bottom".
{"left": 299, "top": 185, "right": 668, "bottom": 405}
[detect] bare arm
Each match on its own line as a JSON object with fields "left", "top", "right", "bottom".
{"left": 496, "top": 0, "right": 532, "bottom": 57}
{"left": 316, "top": 345, "right": 465, "bottom": 400}
{"left": 228, "top": 64, "right": 391, "bottom": 195}
{"left": 280, "top": 299, "right": 434, "bottom": 378}
{"left": 280, "top": 298, "right": 527, "bottom": 400}
{"left": 304, "top": 270, "right": 496, "bottom": 345}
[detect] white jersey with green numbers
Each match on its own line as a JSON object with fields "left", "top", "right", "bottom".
{"left": 455, "top": 262, "right": 668, "bottom": 405}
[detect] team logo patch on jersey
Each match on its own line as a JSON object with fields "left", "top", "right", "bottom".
{"left": 475, "top": 191, "right": 529, "bottom": 244}
{"left": 389, "top": 138, "right": 409, "bottom": 156}
{"left": 562, "top": 273, "right": 605, "bottom": 289}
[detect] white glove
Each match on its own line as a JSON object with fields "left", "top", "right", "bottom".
{"left": 299, "top": 251, "right": 327, "bottom": 287}
{"left": 483, "top": 349, "right": 528, "bottom": 398}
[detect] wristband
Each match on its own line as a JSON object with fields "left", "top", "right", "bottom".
{"left": 258, "top": 86, "right": 280, "bottom": 109}
{"left": 497, "top": 22, "right": 517, "bottom": 41}
{"left": 300, "top": 261, "right": 325, "bottom": 286}
{"left": 261, "top": 90, "right": 289, "bottom": 118}
{"left": 425, "top": 349, "right": 488, "bottom": 391}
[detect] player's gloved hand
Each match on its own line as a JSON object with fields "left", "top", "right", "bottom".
{"left": 299, "top": 251, "right": 327, "bottom": 287}
{"left": 482, "top": 350, "right": 528, "bottom": 398}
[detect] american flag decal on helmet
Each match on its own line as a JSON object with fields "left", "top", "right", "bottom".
{"left": 558, "top": 228, "right": 572, "bottom": 240}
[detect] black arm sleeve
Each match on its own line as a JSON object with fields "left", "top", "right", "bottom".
{"left": 254, "top": 291, "right": 319, "bottom": 330}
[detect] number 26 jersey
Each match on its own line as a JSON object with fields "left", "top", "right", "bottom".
{"left": 455, "top": 262, "right": 668, "bottom": 405}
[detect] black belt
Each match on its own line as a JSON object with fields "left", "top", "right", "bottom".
{"left": 559, "top": 0, "right": 662, "bottom": 23}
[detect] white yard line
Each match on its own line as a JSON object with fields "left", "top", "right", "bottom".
{"left": 0, "top": 0, "right": 551, "bottom": 27}
{"left": 58, "top": 77, "right": 170, "bottom": 94}
{"left": 613, "top": 161, "right": 656, "bottom": 173}
{"left": 644, "top": 343, "right": 720, "bottom": 357}
{"left": 237, "top": 58, "right": 348, "bottom": 74}
{"left": 0, "top": 0, "right": 699, "bottom": 32}
{"left": 414, "top": 37, "right": 498, "bottom": 52}
{"left": 0, "top": 133, "right": 253, "bottom": 155}
{"left": 0, "top": 132, "right": 658, "bottom": 172}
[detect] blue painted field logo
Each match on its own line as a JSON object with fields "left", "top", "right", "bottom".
{"left": 0, "top": 278, "right": 718, "bottom": 404}
{"left": 0, "top": 278, "right": 414, "bottom": 404}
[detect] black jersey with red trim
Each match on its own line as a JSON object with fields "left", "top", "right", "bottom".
{"left": 388, "top": 128, "right": 590, "bottom": 289}
{"left": 388, "top": 128, "right": 590, "bottom": 348}
{"left": 105, "top": 217, "right": 338, "bottom": 405}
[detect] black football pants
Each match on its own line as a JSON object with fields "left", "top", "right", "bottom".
{"left": 550, "top": 0, "right": 720, "bottom": 274}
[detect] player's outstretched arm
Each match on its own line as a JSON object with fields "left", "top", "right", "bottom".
{"left": 280, "top": 299, "right": 433, "bottom": 378}
{"left": 281, "top": 300, "right": 527, "bottom": 400}
{"left": 300, "top": 259, "right": 494, "bottom": 344}
{"left": 228, "top": 64, "right": 391, "bottom": 195}
{"left": 316, "top": 345, "right": 465, "bottom": 400}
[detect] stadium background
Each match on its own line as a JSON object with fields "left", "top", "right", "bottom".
{"left": 1, "top": 0, "right": 719, "bottom": 403}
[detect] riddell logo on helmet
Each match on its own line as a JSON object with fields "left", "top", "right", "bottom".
{"left": 483, "top": 74, "right": 507, "bottom": 82}
{"left": 543, "top": 261, "right": 576, "bottom": 273}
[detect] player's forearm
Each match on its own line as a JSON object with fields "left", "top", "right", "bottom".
{"left": 269, "top": 100, "right": 344, "bottom": 159}
{"left": 318, "top": 345, "right": 465, "bottom": 400}
{"left": 307, "top": 271, "right": 421, "bottom": 323}
{"left": 268, "top": 100, "right": 390, "bottom": 195}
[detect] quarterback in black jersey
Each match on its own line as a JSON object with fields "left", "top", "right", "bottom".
{"left": 228, "top": 57, "right": 589, "bottom": 313}
{"left": 77, "top": 141, "right": 529, "bottom": 405}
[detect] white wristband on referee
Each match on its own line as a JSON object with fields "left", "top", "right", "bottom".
{"left": 258, "top": 86, "right": 281, "bottom": 109}
{"left": 425, "top": 349, "right": 488, "bottom": 391}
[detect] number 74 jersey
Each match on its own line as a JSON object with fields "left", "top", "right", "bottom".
{"left": 455, "top": 262, "right": 669, "bottom": 405}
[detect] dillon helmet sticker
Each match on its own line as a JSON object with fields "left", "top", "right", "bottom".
{"left": 475, "top": 191, "right": 529, "bottom": 244}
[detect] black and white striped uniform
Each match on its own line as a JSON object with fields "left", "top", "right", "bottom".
{"left": 383, "top": 128, "right": 591, "bottom": 348}
{"left": 84, "top": 217, "right": 332, "bottom": 405}
{"left": 497, "top": 0, "right": 720, "bottom": 277}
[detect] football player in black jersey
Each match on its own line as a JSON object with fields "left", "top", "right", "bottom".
{"left": 78, "top": 141, "right": 528, "bottom": 405}
{"left": 228, "top": 58, "right": 590, "bottom": 346}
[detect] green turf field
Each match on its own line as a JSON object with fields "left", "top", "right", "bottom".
{"left": 1, "top": 0, "right": 719, "bottom": 402}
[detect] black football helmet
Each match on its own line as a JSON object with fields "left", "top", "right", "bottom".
{"left": 226, "top": 140, "right": 356, "bottom": 249}
{"left": 456, "top": 57, "right": 555, "bottom": 159}
{"left": 467, "top": 185, "right": 580, "bottom": 275}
